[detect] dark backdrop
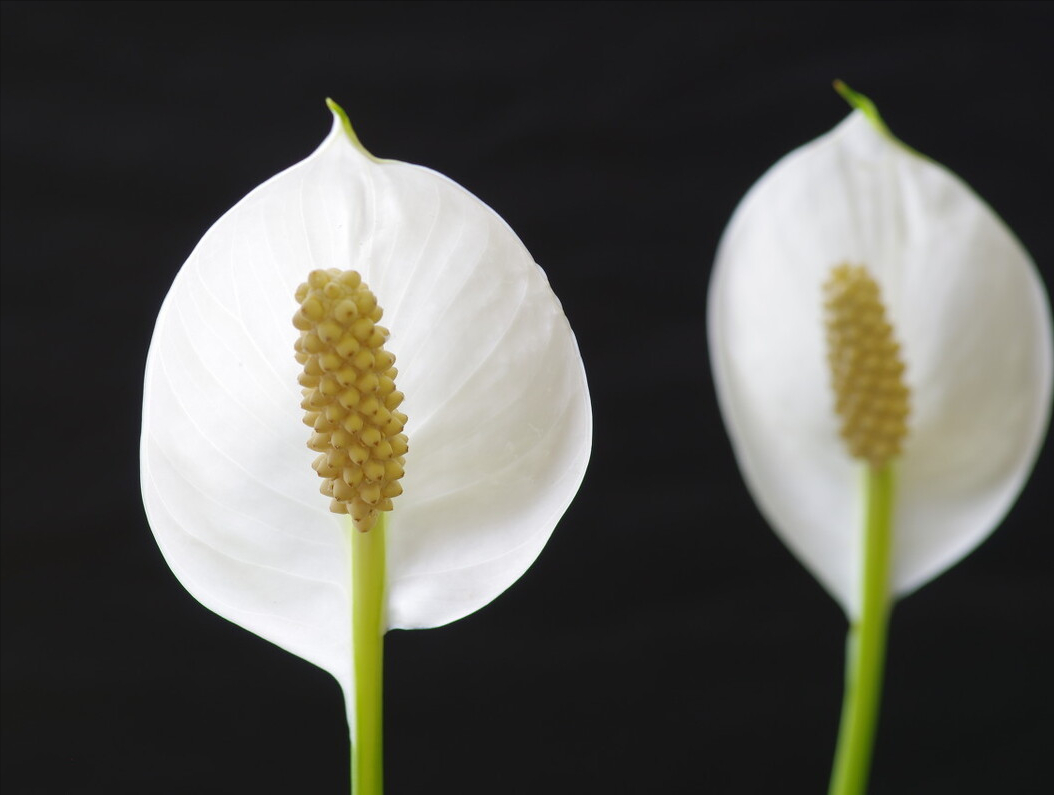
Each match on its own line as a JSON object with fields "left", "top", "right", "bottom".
{"left": 2, "top": 2, "right": 1052, "bottom": 793}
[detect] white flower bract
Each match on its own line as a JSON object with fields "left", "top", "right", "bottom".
{"left": 709, "top": 110, "right": 1052, "bottom": 617}
{"left": 140, "top": 108, "right": 592, "bottom": 706}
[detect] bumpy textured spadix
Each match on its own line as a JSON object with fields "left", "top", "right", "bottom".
{"left": 140, "top": 103, "right": 592, "bottom": 731}
{"left": 709, "top": 109, "right": 1052, "bottom": 617}
{"left": 294, "top": 268, "right": 408, "bottom": 530}
{"left": 823, "top": 264, "right": 910, "bottom": 466}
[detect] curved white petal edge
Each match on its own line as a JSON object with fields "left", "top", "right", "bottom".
{"left": 709, "top": 110, "right": 1052, "bottom": 619}
{"left": 141, "top": 108, "right": 592, "bottom": 706}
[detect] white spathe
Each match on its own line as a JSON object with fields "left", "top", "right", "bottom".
{"left": 709, "top": 110, "right": 1052, "bottom": 618}
{"left": 141, "top": 108, "right": 592, "bottom": 706}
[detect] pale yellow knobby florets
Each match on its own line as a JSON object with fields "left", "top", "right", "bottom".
{"left": 823, "top": 264, "right": 910, "bottom": 467}
{"left": 293, "top": 269, "right": 408, "bottom": 531}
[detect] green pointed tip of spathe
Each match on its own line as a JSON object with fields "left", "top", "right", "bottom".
{"left": 325, "top": 97, "right": 380, "bottom": 162}
{"left": 832, "top": 81, "right": 926, "bottom": 160}
{"left": 833, "top": 80, "right": 894, "bottom": 139}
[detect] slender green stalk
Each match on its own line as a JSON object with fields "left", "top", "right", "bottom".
{"left": 828, "top": 463, "right": 895, "bottom": 795}
{"left": 351, "top": 514, "right": 386, "bottom": 795}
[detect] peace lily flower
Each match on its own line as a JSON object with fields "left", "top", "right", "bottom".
{"left": 708, "top": 83, "right": 1052, "bottom": 794}
{"left": 140, "top": 101, "right": 591, "bottom": 793}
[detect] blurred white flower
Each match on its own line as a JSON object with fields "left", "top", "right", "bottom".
{"left": 709, "top": 105, "right": 1051, "bottom": 617}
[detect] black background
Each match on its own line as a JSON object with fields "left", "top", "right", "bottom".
{"left": 2, "top": 2, "right": 1052, "bottom": 793}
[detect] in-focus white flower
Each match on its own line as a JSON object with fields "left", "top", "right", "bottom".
{"left": 140, "top": 102, "right": 592, "bottom": 731}
{"left": 709, "top": 102, "right": 1052, "bottom": 618}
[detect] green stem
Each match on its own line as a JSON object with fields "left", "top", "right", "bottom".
{"left": 828, "top": 463, "right": 895, "bottom": 795}
{"left": 351, "top": 514, "right": 386, "bottom": 795}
